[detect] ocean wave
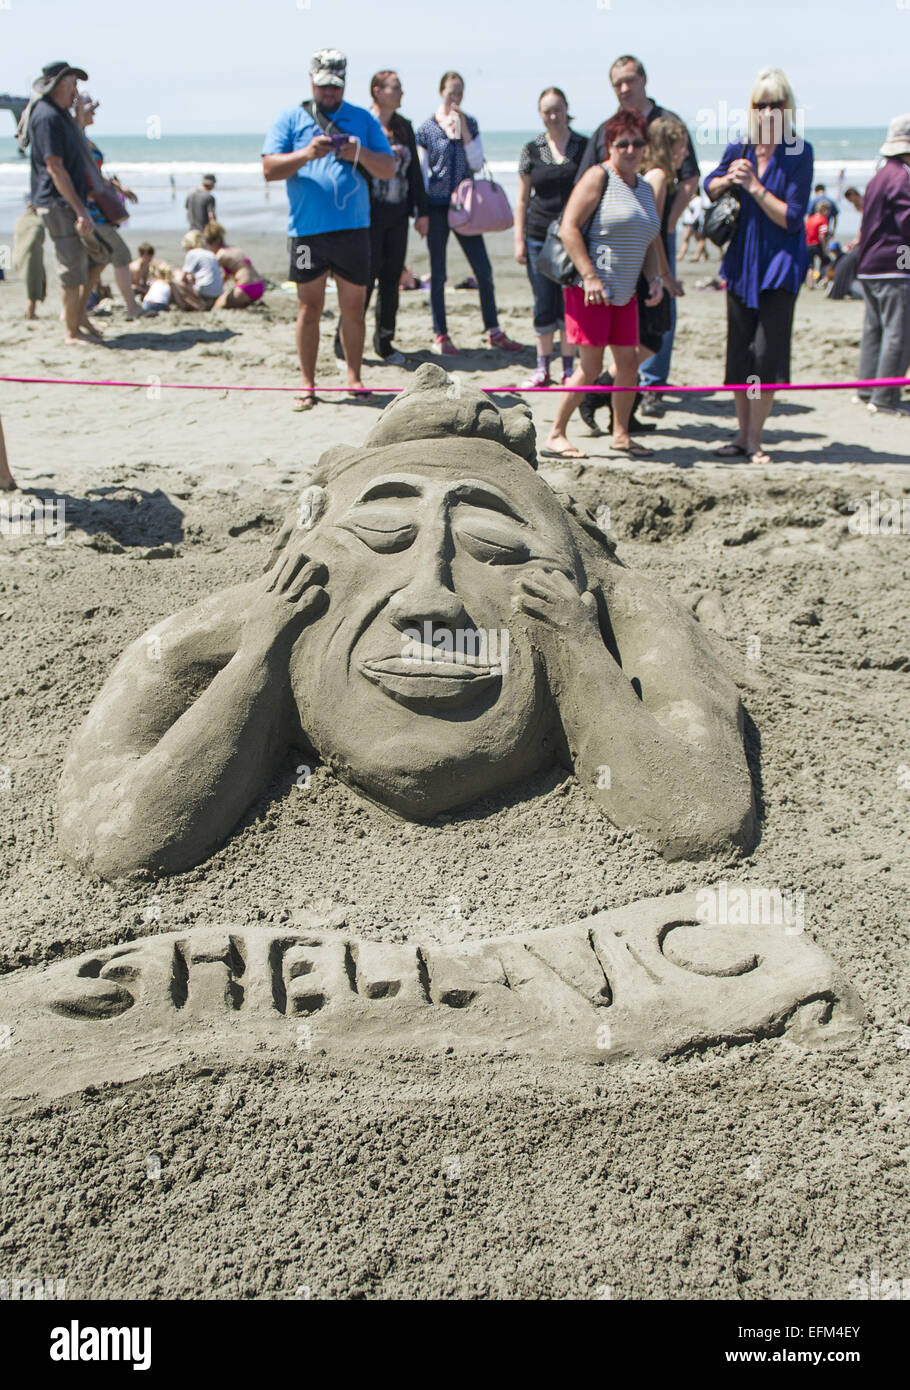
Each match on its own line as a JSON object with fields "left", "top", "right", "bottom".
{"left": 0, "top": 156, "right": 879, "bottom": 194}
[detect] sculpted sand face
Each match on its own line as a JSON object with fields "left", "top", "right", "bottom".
{"left": 58, "top": 363, "right": 757, "bottom": 879}
{"left": 287, "top": 440, "right": 583, "bottom": 816}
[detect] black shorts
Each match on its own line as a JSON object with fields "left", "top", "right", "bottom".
{"left": 288, "top": 228, "right": 371, "bottom": 286}
{"left": 725, "top": 288, "right": 796, "bottom": 386}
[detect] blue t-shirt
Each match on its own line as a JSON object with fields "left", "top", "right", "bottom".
{"left": 261, "top": 100, "right": 392, "bottom": 236}
{"left": 705, "top": 140, "right": 814, "bottom": 308}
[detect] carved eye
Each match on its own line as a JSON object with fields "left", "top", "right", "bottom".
{"left": 454, "top": 517, "right": 530, "bottom": 565}
{"left": 339, "top": 506, "right": 417, "bottom": 553}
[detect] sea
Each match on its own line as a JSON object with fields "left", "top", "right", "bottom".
{"left": 0, "top": 127, "right": 886, "bottom": 241}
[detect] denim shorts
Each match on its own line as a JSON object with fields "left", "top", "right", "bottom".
{"left": 526, "top": 235, "right": 565, "bottom": 336}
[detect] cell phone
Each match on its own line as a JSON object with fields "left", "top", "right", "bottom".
{"left": 330, "top": 134, "right": 349, "bottom": 150}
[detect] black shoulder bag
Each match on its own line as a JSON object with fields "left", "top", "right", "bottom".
{"left": 703, "top": 144, "right": 747, "bottom": 247}
{"left": 534, "top": 164, "right": 609, "bottom": 287}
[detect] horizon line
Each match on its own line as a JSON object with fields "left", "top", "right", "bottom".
{"left": 0, "top": 123, "right": 889, "bottom": 139}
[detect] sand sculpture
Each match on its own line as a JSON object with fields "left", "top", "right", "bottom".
{"left": 58, "top": 363, "right": 757, "bottom": 881}
{"left": 15, "top": 363, "right": 860, "bottom": 1091}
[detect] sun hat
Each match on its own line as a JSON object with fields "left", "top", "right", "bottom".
{"left": 880, "top": 114, "right": 910, "bottom": 158}
{"left": 32, "top": 60, "right": 88, "bottom": 95}
{"left": 310, "top": 49, "right": 346, "bottom": 87}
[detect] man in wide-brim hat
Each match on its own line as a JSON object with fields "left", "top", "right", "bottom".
{"left": 26, "top": 61, "right": 107, "bottom": 345}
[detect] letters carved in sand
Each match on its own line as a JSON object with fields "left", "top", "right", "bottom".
{"left": 0, "top": 892, "right": 861, "bottom": 1104}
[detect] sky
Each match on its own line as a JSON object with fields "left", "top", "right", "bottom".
{"left": 2, "top": 0, "right": 908, "bottom": 133}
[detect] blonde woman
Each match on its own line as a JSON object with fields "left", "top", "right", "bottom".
{"left": 633, "top": 114, "right": 690, "bottom": 415}
{"left": 640, "top": 116, "right": 687, "bottom": 339}
{"left": 704, "top": 68, "right": 813, "bottom": 463}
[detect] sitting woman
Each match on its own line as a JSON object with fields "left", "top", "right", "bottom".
{"left": 203, "top": 221, "right": 267, "bottom": 308}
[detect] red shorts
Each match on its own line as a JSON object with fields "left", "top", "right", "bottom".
{"left": 563, "top": 285, "right": 639, "bottom": 347}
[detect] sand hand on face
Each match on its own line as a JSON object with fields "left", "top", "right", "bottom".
{"left": 243, "top": 551, "right": 329, "bottom": 647}
{"left": 513, "top": 567, "right": 599, "bottom": 633}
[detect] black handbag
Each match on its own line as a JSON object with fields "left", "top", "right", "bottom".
{"left": 703, "top": 189, "right": 741, "bottom": 247}
{"left": 534, "top": 167, "right": 609, "bottom": 286}
{"left": 636, "top": 273, "right": 671, "bottom": 352}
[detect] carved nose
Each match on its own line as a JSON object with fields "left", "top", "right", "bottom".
{"left": 386, "top": 569, "right": 467, "bottom": 633}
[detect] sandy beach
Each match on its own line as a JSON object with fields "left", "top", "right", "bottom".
{"left": 1, "top": 229, "right": 909, "bottom": 1299}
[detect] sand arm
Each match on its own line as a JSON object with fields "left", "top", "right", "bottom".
{"left": 514, "top": 567, "right": 755, "bottom": 860}
{"left": 59, "top": 549, "right": 327, "bottom": 879}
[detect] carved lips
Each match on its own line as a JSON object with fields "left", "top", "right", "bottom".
{"left": 359, "top": 649, "right": 502, "bottom": 709}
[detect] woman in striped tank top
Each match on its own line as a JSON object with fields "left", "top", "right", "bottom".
{"left": 543, "top": 111, "right": 666, "bottom": 460}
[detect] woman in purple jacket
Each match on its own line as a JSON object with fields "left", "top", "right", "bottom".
{"left": 856, "top": 115, "right": 910, "bottom": 415}
{"left": 704, "top": 68, "right": 813, "bottom": 464}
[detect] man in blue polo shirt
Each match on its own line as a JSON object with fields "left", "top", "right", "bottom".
{"left": 262, "top": 48, "right": 394, "bottom": 410}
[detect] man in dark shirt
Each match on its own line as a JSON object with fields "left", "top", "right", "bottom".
{"left": 186, "top": 175, "right": 217, "bottom": 231}
{"left": 27, "top": 60, "right": 104, "bottom": 344}
{"left": 577, "top": 55, "right": 700, "bottom": 411}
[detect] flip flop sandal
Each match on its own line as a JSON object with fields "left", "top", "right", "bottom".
{"left": 715, "top": 442, "right": 749, "bottom": 458}
{"left": 292, "top": 392, "right": 317, "bottom": 412}
{"left": 750, "top": 450, "right": 772, "bottom": 465}
{"left": 610, "top": 442, "right": 655, "bottom": 459}
{"left": 538, "top": 446, "right": 589, "bottom": 460}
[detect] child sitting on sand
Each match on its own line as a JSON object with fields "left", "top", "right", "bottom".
{"left": 177, "top": 230, "right": 224, "bottom": 309}
{"left": 202, "top": 221, "right": 266, "bottom": 308}
{"left": 142, "top": 261, "right": 174, "bottom": 311}
{"left": 142, "top": 260, "right": 205, "bottom": 312}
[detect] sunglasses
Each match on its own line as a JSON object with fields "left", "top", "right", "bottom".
{"left": 756, "top": 101, "right": 784, "bottom": 111}
{"left": 613, "top": 138, "right": 646, "bottom": 150}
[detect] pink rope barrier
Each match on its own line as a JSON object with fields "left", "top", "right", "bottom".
{"left": 1, "top": 374, "right": 909, "bottom": 395}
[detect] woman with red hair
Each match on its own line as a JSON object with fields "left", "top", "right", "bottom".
{"left": 543, "top": 110, "right": 665, "bottom": 459}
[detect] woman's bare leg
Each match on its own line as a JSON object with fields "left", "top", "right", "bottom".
{"left": 0, "top": 417, "right": 16, "bottom": 491}
{"left": 214, "top": 286, "right": 251, "bottom": 309}
{"left": 610, "top": 345, "right": 640, "bottom": 448}
{"left": 745, "top": 392, "right": 775, "bottom": 458}
{"left": 114, "top": 264, "right": 142, "bottom": 317}
{"left": 545, "top": 345, "right": 603, "bottom": 456}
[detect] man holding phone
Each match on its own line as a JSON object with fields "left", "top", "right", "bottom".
{"left": 262, "top": 48, "right": 395, "bottom": 409}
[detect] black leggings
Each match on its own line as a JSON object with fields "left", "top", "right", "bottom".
{"left": 725, "top": 288, "right": 797, "bottom": 385}
{"left": 366, "top": 205, "right": 409, "bottom": 356}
